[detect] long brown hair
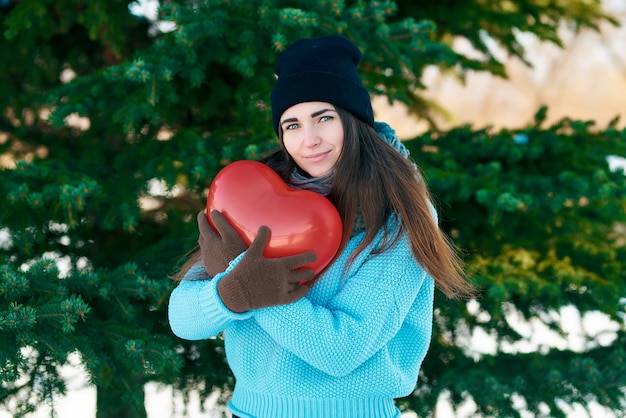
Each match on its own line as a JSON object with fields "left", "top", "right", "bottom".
{"left": 174, "top": 107, "right": 475, "bottom": 299}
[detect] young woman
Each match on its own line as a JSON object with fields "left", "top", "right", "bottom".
{"left": 168, "top": 35, "right": 475, "bottom": 418}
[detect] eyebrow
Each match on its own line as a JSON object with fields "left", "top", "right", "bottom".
{"left": 280, "top": 108, "right": 336, "bottom": 126}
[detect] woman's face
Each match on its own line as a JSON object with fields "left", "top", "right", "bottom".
{"left": 280, "top": 101, "right": 344, "bottom": 178}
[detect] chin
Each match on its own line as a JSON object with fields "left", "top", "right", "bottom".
{"left": 308, "top": 169, "right": 331, "bottom": 178}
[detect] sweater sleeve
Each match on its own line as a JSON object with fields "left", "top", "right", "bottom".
{"left": 253, "top": 234, "right": 433, "bottom": 377}
{"left": 168, "top": 256, "right": 253, "bottom": 340}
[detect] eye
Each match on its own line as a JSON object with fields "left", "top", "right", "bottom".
{"left": 319, "top": 115, "right": 333, "bottom": 123}
{"left": 285, "top": 123, "right": 300, "bottom": 130}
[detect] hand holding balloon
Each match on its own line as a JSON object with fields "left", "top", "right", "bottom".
{"left": 217, "top": 226, "right": 317, "bottom": 312}
{"left": 197, "top": 210, "right": 247, "bottom": 277}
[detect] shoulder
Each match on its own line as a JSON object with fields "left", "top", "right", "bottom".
{"left": 348, "top": 219, "right": 423, "bottom": 275}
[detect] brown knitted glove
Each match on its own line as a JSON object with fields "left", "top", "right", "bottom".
{"left": 198, "top": 210, "right": 247, "bottom": 277}
{"left": 217, "top": 226, "right": 317, "bottom": 313}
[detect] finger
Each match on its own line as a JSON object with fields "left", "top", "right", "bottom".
{"left": 282, "top": 251, "right": 318, "bottom": 269}
{"left": 292, "top": 280, "right": 311, "bottom": 289}
{"left": 289, "top": 268, "right": 315, "bottom": 284}
{"left": 210, "top": 210, "right": 239, "bottom": 241}
{"left": 288, "top": 284, "right": 309, "bottom": 301}
{"left": 197, "top": 211, "right": 213, "bottom": 237}
{"left": 247, "top": 226, "right": 271, "bottom": 256}
{"left": 209, "top": 210, "right": 229, "bottom": 234}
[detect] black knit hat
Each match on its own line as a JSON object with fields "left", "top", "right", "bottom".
{"left": 271, "top": 35, "right": 374, "bottom": 134}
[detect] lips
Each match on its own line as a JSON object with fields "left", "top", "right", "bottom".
{"left": 305, "top": 150, "right": 330, "bottom": 162}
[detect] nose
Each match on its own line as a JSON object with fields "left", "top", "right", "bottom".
{"left": 302, "top": 127, "right": 320, "bottom": 147}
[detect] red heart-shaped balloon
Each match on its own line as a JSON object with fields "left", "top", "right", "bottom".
{"left": 207, "top": 160, "right": 343, "bottom": 275}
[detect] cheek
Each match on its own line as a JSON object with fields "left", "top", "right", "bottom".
{"left": 329, "top": 126, "right": 345, "bottom": 151}
{"left": 282, "top": 136, "right": 300, "bottom": 159}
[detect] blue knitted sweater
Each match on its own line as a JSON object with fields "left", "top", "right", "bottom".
{"left": 168, "top": 218, "right": 435, "bottom": 418}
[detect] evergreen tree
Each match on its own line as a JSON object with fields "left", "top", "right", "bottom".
{"left": 1, "top": 1, "right": 623, "bottom": 417}
{"left": 403, "top": 111, "right": 626, "bottom": 417}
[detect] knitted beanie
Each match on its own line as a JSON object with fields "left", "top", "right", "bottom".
{"left": 271, "top": 35, "right": 374, "bottom": 134}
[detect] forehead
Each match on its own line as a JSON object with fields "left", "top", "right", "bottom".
{"left": 281, "top": 101, "right": 335, "bottom": 120}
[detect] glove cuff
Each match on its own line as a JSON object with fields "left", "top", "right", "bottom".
{"left": 217, "top": 275, "right": 252, "bottom": 313}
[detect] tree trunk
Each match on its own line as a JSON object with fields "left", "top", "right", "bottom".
{"left": 95, "top": 380, "right": 147, "bottom": 418}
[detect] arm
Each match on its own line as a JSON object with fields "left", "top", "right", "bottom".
{"left": 168, "top": 225, "right": 315, "bottom": 339}
{"left": 168, "top": 210, "right": 252, "bottom": 340}
{"left": 253, "top": 234, "right": 433, "bottom": 377}
{"left": 168, "top": 258, "right": 253, "bottom": 340}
